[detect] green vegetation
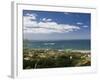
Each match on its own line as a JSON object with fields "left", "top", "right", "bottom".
{"left": 23, "top": 48, "right": 91, "bottom": 69}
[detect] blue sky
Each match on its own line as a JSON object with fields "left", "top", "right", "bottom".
{"left": 23, "top": 10, "right": 91, "bottom": 40}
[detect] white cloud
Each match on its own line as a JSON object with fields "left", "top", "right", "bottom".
{"left": 42, "top": 18, "right": 52, "bottom": 22}
{"left": 23, "top": 13, "right": 80, "bottom": 34}
{"left": 64, "top": 12, "right": 70, "bottom": 15}
{"left": 24, "top": 13, "right": 38, "bottom": 27}
{"left": 25, "top": 13, "right": 37, "bottom": 18}
{"left": 42, "top": 18, "right": 46, "bottom": 21}
{"left": 76, "top": 22, "right": 83, "bottom": 25}
{"left": 82, "top": 25, "right": 88, "bottom": 28}
{"left": 46, "top": 19, "right": 52, "bottom": 22}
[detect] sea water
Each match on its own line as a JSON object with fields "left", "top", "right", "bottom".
{"left": 23, "top": 40, "right": 90, "bottom": 50}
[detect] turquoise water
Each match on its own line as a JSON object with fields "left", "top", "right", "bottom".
{"left": 23, "top": 40, "right": 90, "bottom": 50}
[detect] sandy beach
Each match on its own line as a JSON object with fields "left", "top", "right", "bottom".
{"left": 71, "top": 50, "right": 90, "bottom": 53}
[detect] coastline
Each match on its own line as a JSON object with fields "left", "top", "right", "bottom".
{"left": 69, "top": 50, "right": 90, "bottom": 53}
{"left": 24, "top": 48, "right": 91, "bottom": 53}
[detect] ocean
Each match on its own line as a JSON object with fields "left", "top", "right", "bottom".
{"left": 23, "top": 40, "right": 91, "bottom": 50}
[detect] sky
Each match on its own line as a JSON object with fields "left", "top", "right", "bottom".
{"left": 23, "top": 10, "right": 91, "bottom": 40}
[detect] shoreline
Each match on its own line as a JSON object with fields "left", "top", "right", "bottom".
{"left": 70, "top": 50, "right": 90, "bottom": 53}
{"left": 24, "top": 48, "right": 90, "bottom": 53}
